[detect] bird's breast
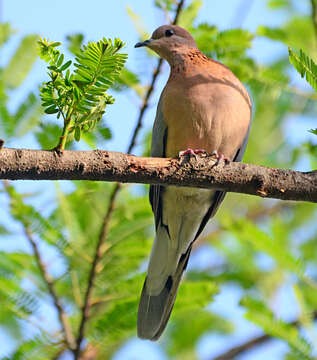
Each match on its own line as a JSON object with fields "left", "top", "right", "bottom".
{"left": 161, "top": 69, "right": 251, "bottom": 159}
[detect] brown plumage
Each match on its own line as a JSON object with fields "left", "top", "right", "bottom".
{"left": 135, "top": 25, "right": 252, "bottom": 340}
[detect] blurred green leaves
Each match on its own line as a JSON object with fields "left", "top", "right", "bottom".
{"left": 241, "top": 296, "right": 313, "bottom": 359}
{"left": 0, "top": 26, "right": 42, "bottom": 141}
{"left": 3, "top": 35, "right": 39, "bottom": 89}
{"left": 0, "top": 23, "right": 15, "bottom": 46}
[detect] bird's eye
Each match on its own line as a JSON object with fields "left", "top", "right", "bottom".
{"left": 165, "top": 29, "right": 174, "bottom": 37}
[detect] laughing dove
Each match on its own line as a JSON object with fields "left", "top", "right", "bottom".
{"left": 135, "top": 25, "right": 252, "bottom": 340}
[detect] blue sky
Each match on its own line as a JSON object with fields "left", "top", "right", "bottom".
{"left": 0, "top": 0, "right": 315, "bottom": 359}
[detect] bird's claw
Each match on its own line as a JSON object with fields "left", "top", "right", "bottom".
{"left": 178, "top": 148, "right": 207, "bottom": 160}
{"left": 211, "top": 150, "right": 230, "bottom": 165}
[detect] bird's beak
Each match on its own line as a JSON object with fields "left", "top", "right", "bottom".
{"left": 134, "top": 39, "right": 152, "bottom": 48}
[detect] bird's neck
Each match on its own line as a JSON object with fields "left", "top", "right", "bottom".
{"left": 168, "top": 49, "right": 209, "bottom": 75}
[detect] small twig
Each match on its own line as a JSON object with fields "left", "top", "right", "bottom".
{"left": 210, "top": 312, "right": 317, "bottom": 360}
{"left": 211, "top": 333, "right": 271, "bottom": 360}
{"left": 24, "top": 228, "right": 76, "bottom": 350}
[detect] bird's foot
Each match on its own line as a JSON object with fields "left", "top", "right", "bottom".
{"left": 178, "top": 148, "right": 207, "bottom": 160}
{"left": 211, "top": 150, "right": 230, "bottom": 165}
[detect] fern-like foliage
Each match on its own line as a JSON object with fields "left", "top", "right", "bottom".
{"left": 288, "top": 48, "right": 317, "bottom": 92}
{"left": 241, "top": 296, "right": 313, "bottom": 359}
{"left": 38, "top": 37, "right": 127, "bottom": 150}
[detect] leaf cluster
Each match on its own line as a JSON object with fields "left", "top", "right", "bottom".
{"left": 38, "top": 37, "right": 126, "bottom": 148}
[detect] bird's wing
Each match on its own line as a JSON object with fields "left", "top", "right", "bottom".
{"left": 149, "top": 94, "right": 168, "bottom": 229}
{"left": 194, "top": 121, "right": 252, "bottom": 240}
{"left": 139, "top": 87, "right": 252, "bottom": 341}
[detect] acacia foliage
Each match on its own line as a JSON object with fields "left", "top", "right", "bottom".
{"left": 0, "top": 1, "right": 317, "bottom": 359}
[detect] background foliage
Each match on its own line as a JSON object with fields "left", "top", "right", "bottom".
{"left": 0, "top": 0, "right": 317, "bottom": 359}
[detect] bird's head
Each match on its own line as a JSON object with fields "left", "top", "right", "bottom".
{"left": 135, "top": 25, "right": 197, "bottom": 62}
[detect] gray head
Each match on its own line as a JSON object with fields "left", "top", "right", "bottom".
{"left": 135, "top": 25, "right": 197, "bottom": 62}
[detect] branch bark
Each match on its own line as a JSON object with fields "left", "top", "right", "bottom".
{"left": 0, "top": 148, "right": 316, "bottom": 203}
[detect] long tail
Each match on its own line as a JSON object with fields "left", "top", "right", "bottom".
{"left": 137, "top": 241, "right": 192, "bottom": 340}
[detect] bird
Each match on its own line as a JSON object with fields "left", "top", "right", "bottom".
{"left": 135, "top": 25, "right": 252, "bottom": 340}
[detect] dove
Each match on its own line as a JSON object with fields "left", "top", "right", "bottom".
{"left": 135, "top": 25, "right": 252, "bottom": 340}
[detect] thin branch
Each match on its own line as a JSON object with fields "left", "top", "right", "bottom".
{"left": 72, "top": 1, "right": 186, "bottom": 357}
{"left": 210, "top": 312, "right": 317, "bottom": 360}
{"left": 24, "top": 229, "right": 76, "bottom": 350}
{"left": 2, "top": 180, "right": 76, "bottom": 351}
{"left": 0, "top": 148, "right": 316, "bottom": 203}
{"left": 72, "top": 184, "right": 120, "bottom": 359}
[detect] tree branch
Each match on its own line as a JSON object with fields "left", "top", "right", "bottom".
{"left": 0, "top": 148, "right": 316, "bottom": 203}
{"left": 24, "top": 230, "right": 76, "bottom": 350}
{"left": 210, "top": 312, "right": 317, "bottom": 360}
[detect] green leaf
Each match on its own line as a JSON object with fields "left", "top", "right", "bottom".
{"left": 174, "top": 281, "right": 218, "bottom": 312}
{"left": 222, "top": 217, "right": 309, "bottom": 283}
{"left": 178, "top": 0, "right": 203, "bottom": 29}
{"left": 0, "top": 224, "right": 10, "bottom": 235}
{"left": 3, "top": 34, "right": 39, "bottom": 89}
{"left": 215, "top": 29, "right": 254, "bottom": 58}
{"left": 167, "top": 310, "right": 232, "bottom": 356}
{"left": 35, "top": 123, "right": 61, "bottom": 149}
{"left": 72, "top": 38, "right": 126, "bottom": 132}
{"left": 268, "top": 0, "right": 291, "bottom": 9}
{"left": 155, "top": 0, "right": 174, "bottom": 11}
{"left": 44, "top": 105, "right": 58, "bottom": 114}
{"left": 257, "top": 25, "right": 287, "bottom": 42}
{"left": 12, "top": 92, "right": 42, "bottom": 138}
{"left": 289, "top": 48, "right": 317, "bottom": 92}
{"left": 0, "top": 22, "right": 15, "bottom": 46}
{"left": 98, "top": 126, "right": 112, "bottom": 140}
{"left": 74, "top": 126, "right": 81, "bottom": 141}
{"left": 66, "top": 33, "right": 84, "bottom": 55}
{"left": 241, "top": 296, "right": 313, "bottom": 359}
{"left": 57, "top": 53, "right": 64, "bottom": 67}
{"left": 60, "top": 60, "right": 72, "bottom": 71}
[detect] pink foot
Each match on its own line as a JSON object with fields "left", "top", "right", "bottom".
{"left": 178, "top": 148, "right": 207, "bottom": 159}
{"left": 211, "top": 150, "right": 230, "bottom": 165}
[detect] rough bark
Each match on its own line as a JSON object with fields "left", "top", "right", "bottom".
{"left": 0, "top": 147, "right": 316, "bottom": 203}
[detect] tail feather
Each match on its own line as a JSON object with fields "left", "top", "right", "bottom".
{"left": 137, "top": 245, "right": 192, "bottom": 340}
